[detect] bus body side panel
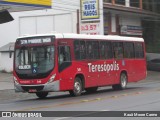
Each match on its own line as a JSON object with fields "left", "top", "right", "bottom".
{"left": 95, "top": 59, "right": 119, "bottom": 86}
{"left": 133, "top": 59, "right": 146, "bottom": 81}
{"left": 119, "top": 59, "right": 137, "bottom": 82}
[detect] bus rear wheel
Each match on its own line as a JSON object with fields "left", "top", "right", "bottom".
{"left": 36, "top": 92, "right": 48, "bottom": 99}
{"left": 69, "top": 77, "right": 82, "bottom": 97}
{"left": 112, "top": 73, "right": 127, "bottom": 90}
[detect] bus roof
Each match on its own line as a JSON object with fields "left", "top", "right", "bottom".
{"left": 18, "top": 33, "right": 144, "bottom": 42}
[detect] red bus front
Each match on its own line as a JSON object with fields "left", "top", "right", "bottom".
{"left": 13, "top": 36, "right": 60, "bottom": 93}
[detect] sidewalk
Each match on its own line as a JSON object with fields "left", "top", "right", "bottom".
{"left": 145, "top": 71, "right": 159, "bottom": 81}
{"left": 0, "top": 73, "right": 14, "bottom": 90}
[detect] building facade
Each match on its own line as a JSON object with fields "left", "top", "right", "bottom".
{"left": 0, "top": 0, "right": 159, "bottom": 46}
{"left": 0, "top": 42, "right": 14, "bottom": 72}
{"left": 102, "top": 0, "right": 160, "bottom": 51}
{"left": 0, "top": 0, "right": 160, "bottom": 72}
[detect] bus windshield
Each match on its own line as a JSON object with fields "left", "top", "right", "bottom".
{"left": 15, "top": 46, "right": 55, "bottom": 79}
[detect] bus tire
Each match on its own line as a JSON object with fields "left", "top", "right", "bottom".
{"left": 36, "top": 92, "right": 48, "bottom": 99}
{"left": 85, "top": 87, "right": 98, "bottom": 93}
{"left": 112, "top": 73, "right": 127, "bottom": 90}
{"left": 69, "top": 77, "right": 82, "bottom": 97}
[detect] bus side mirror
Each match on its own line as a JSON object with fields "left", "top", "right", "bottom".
{"left": 9, "top": 51, "right": 12, "bottom": 58}
{"left": 9, "top": 45, "right": 13, "bottom": 58}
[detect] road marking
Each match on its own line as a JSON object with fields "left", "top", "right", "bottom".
{"left": 100, "top": 109, "right": 109, "bottom": 111}
{"left": 122, "top": 94, "right": 128, "bottom": 96}
{"left": 95, "top": 98, "right": 102, "bottom": 100}
{"left": 81, "top": 100, "right": 89, "bottom": 102}
{"left": 135, "top": 92, "right": 142, "bottom": 94}
{"left": 54, "top": 117, "right": 72, "bottom": 120}
{"left": 111, "top": 95, "right": 118, "bottom": 98}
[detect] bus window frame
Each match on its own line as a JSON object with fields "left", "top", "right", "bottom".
{"left": 58, "top": 45, "right": 72, "bottom": 72}
{"left": 113, "top": 41, "right": 124, "bottom": 59}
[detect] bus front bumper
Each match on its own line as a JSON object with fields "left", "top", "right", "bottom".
{"left": 14, "top": 80, "right": 60, "bottom": 93}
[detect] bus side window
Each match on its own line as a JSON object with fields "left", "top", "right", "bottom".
{"left": 124, "top": 42, "right": 135, "bottom": 58}
{"left": 134, "top": 42, "right": 144, "bottom": 58}
{"left": 58, "top": 46, "right": 71, "bottom": 72}
{"left": 113, "top": 42, "right": 124, "bottom": 59}
{"left": 80, "top": 41, "right": 86, "bottom": 59}
{"left": 106, "top": 42, "right": 113, "bottom": 59}
{"left": 74, "top": 40, "right": 86, "bottom": 60}
{"left": 93, "top": 41, "right": 100, "bottom": 59}
{"left": 74, "top": 41, "right": 80, "bottom": 60}
{"left": 100, "top": 41, "right": 106, "bottom": 59}
{"left": 86, "top": 41, "right": 93, "bottom": 59}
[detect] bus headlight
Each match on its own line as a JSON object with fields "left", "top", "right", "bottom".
{"left": 13, "top": 76, "right": 19, "bottom": 85}
{"left": 48, "top": 74, "right": 56, "bottom": 83}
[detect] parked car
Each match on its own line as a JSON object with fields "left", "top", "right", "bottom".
{"left": 147, "top": 59, "right": 160, "bottom": 71}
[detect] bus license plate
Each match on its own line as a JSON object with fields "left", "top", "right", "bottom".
{"left": 29, "top": 89, "right": 37, "bottom": 93}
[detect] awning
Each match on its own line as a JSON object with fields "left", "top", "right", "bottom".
{"left": 0, "top": 9, "right": 14, "bottom": 24}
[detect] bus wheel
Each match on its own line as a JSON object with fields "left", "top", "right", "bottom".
{"left": 85, "top": 87, "right": 98, "bottom": 94}
{"left": 112, "top": 73, "right": 127, "bottom": 90}
{"left": 69, "top": 77, "right": 82, "bottom": 96}
{"left": 36, "top": 92, "right": 48, "bottom": 99}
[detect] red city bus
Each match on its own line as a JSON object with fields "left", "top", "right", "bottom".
{"left": 13, "top": 33, "right": 146, "bottom": 98}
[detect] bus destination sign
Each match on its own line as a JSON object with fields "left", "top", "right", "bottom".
{"left": 19, "top": 37, "right": 52, "bottom": 45}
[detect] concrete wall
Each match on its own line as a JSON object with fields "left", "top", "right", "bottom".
{"left": 0, "top": 52, "right": 14, "bottom": 72}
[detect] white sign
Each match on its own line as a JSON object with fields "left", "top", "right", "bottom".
{"left": 88, "top": 61, "right": 119, "bottom": 73}
{"left": 80, "top": 22, "right": 100, "bottom": 35}
{"left": 18, "top": 65, "right": 31, "bottom": 70}
{"left": 121, "top": 25, "right": 142, "bottom": 36}
{"left": 81, "top": 0, "right": 99, "bottom": 20}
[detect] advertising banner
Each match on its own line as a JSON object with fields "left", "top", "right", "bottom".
{"left": 121, "top": 25, "right": 142, "bottom": 36}
{"left": 0, "top": 0, "right": 51, "bottom": 8}
{"left": 81, "top": 0, "right": 99, "bottom": 20}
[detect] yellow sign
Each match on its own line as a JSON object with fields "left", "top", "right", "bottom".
{"left": 81, "top": 0, "right": 99, "bottom": 20}
{"left": 0, "top": 0, "right": 51, "bottom": 8}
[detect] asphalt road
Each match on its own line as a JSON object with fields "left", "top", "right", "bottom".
{"left": 0, "top": 71, "right": 159, "bottom": 120}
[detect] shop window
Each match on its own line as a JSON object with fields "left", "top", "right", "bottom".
{"left": 130, "top": 0, "right": 139, "bottom": 8}
{"left": 143, "top": 0, "right": 154, "bottom": 11}
{"left": 103, "top": 12, "right": 109, "bottom": 35}
{"left": 115, "top": 0, "right": 125, "bottom": 5}
{"left": 104, "top": 0, "right": 112, "bottom": 3}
